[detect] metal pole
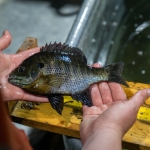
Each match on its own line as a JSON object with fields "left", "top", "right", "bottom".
{"left": 66, "top": 0, "right": 97, "bottom": 47}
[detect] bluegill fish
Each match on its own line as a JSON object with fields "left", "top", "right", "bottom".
{"left": 8, "top": 43, "right": 128, "bottom": 114}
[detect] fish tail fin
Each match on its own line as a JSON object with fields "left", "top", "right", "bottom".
{"left": 107, "top": 62, "right": 129, "bottom": 87}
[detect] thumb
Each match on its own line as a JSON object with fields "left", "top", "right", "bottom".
{"left": 127, "top": 89, "right": 150, "bottom": 112}
{"left": 0, "top": 30, "right": 12, "bottom": 51}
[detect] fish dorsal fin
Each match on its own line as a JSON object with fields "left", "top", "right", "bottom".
{"left": 40, "top": 42, "right": 87, "bottom": 64}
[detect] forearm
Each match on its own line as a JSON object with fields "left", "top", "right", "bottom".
{"left": 82, "top": 128, "right": 122, "bottom": 150}
{"left": 0, "top": 93, "right": 12, "bottom": 146}
{"left": 0, "top": 92, "right": 33, "bottom": 150}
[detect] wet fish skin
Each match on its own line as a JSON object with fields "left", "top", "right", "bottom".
{"left": 8, "top": 42, "right": 128, "bottom": 114}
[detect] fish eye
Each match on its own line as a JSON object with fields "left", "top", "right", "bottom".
{"left": 37, "top": 63, "right": 44, "bottom": 69}
{"left": 18, "top": 66, "right": 25, "bottom": 73}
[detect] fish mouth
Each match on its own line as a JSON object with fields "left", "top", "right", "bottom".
{"left": 8, "top": 74, "right": 28, "bottom": 87}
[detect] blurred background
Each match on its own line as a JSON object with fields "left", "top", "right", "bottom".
{"left": 0, "top": 0, "right": 81, "bottom": 53}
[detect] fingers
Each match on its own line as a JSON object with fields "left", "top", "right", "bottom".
{"left": 90, "top": 63, "right": 103, "bottom": 106}
{"left": 90, "top": 84, "right": 103, "bottom": 106}
{"left": 0, "top": 30, "right": 12, "bottom": 51}
{"left": 11, "top": 47, "right": 40, "bottom": 69}
{"left": 92, "top": 63, "right": 101, "bottom": 68}
{"left": 98, "top": 82, "right": 113, "bottom": 104}
{"left": 18, "top": 47, "right": 40, "bottom": 59}
{"left": 2, "top": 83, "right": 48, "bottom": 102}
{"left": 108, "top": 82, "right": 127, "bottom": 101}
{"left": 127, "top": 89, "right": 150, "bottom": 112}
{"left": 22, "top": 93, "right": 48, "bottom": 102}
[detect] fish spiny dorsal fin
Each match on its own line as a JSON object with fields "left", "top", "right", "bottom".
{"left": 40, "top": 42, "right": 68, "bottom": 52}
{"left": 40, "top": 42, "right": 87, "bottom": 64}
{"left": 41, "top": 42, "right": 74, "bottom": 53}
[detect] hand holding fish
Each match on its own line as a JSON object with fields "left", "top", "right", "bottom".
{"left": 0, "top": 30, "right": 48, "bottom": 102}
{"left": 80, "top": 65, "right": 150, "bottom": 150}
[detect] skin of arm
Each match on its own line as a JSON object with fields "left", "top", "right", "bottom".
{"left": 0, "top": 91, "right": 33, "bottom": 150}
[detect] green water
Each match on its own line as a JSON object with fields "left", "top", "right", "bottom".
{"left": 108, "top": 0, "right": 150, "bottom": 83}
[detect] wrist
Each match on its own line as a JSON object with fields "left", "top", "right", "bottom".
{"left": 82, "top": 127, "right": 123, "bottom": 150}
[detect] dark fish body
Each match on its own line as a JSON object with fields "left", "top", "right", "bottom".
{"left": 8, "top": 43, "right": 128, "bottom": 114}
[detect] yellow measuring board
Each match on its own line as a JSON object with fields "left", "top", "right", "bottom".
{"left": 64, "top": 81, "right": 150, "bottom": 123}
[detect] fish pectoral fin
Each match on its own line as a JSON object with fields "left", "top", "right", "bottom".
{"left": 71, "top": 89, "right": 92, "bottom": 107}
{"left": 48, "top": 74, "right": 67, "bottom": 88}
{"left": 48, "top": 95, "right": 64, "bottom": 115}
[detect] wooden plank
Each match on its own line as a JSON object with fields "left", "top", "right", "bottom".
{"left": 11, "top": 101, "right": 80, "bottom": 138}
{"left": 10, "top": 99, "right": 150, "bottom": 145}
{"left": 123, "top": 120, "right": 150, "bottom": 147}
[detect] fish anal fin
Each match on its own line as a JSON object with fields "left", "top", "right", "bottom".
{"left": 48, "top": 95, "right": 64, "bottom": 115}
{"left": 72, "top": 89, "right": 92, "bottom": 107}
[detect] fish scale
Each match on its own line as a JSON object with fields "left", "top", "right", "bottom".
{"left": 8, "top": 42, "right": 128, "bottom": 114}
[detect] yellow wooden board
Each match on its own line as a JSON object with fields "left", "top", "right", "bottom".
{"left": 11, "top": 101, "right": 81, "bottom": 138}
{"left": 123, "top": 82, "right": 150, "bottom": 122}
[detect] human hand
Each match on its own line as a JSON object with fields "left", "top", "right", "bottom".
{"left": 80, "top": 63, "right": 150, "bottom": 149}
{"left": 0, "top": 30, "right": 48, "bottom": 102}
